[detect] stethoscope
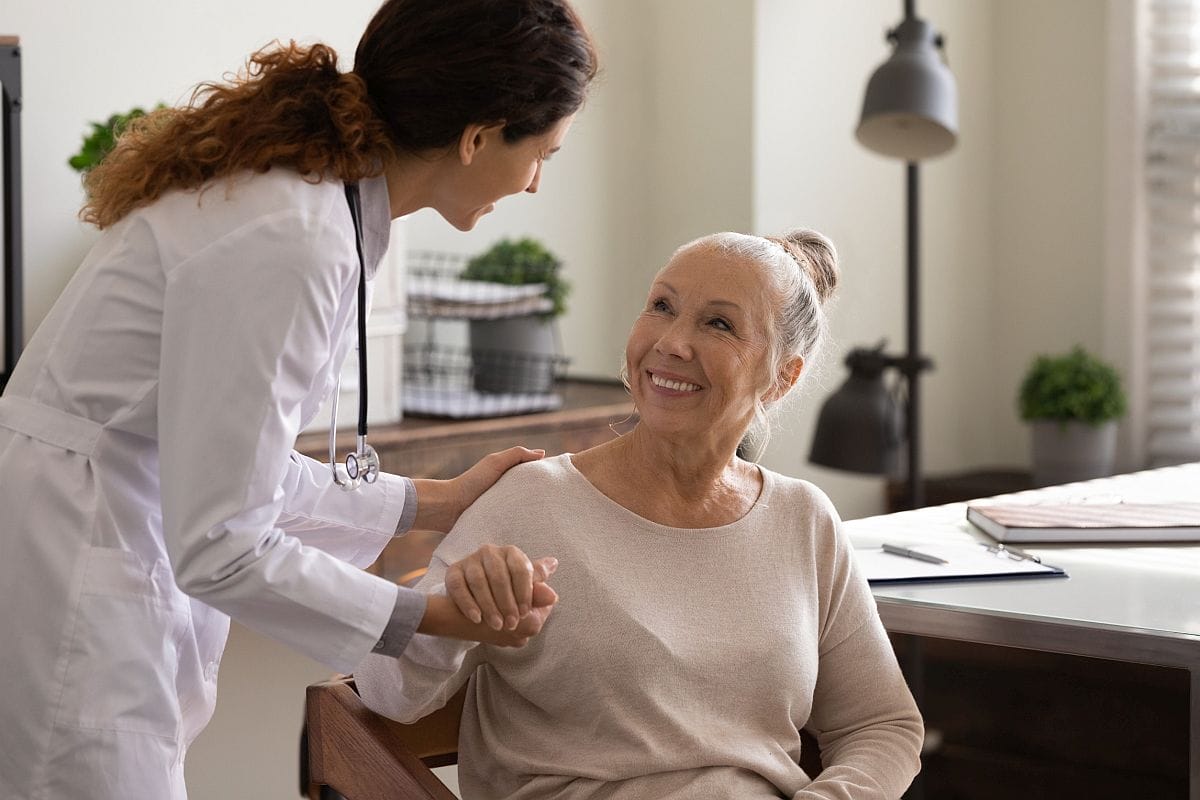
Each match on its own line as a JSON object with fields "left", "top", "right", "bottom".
{"left": 329, "top": 182, "right": 380, "bottom": 491}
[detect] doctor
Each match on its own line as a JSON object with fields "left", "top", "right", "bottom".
{"left": 0, "top": 0, "right": 596, "bottom": 797}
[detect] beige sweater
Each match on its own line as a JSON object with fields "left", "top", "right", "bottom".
{"left": 356, "top": 455, "right": 923, "bottom": 799}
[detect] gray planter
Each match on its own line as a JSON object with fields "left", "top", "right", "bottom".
{"left": 468, "top": 316, "right": 559, "bottom": 394}
{"left": 1030, "top": 419, "right": 1118, "bottom": 487}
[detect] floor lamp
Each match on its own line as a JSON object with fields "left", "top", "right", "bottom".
{"left": 809, "top": 0, "right": 958, "bottom": 510}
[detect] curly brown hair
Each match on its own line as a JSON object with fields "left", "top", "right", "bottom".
{"left": 82, "top": 43, "right": 385, "bottom": 228}
{"left": 82, "top": 0, "right": 598, "bottom": 229}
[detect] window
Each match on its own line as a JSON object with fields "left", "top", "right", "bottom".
{"left": 1145, "top": 0, "right": 1200, "bottom": 465}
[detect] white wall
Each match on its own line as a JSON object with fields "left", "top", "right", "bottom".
{"left": 403, "top": 0, "right": 754, "bottom": 378}
{"left": 751, "top": 0, "right": 1107, "bottom": 519}
{"left": 5, "top": 0, "right": 384, "bottom": 346}
{"left": 987, "top": 0, "right": 1109, "bottom": 465}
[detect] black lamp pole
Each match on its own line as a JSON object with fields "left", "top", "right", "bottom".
{"left": 905, "top": 162, "right": 923, "bottom": 509}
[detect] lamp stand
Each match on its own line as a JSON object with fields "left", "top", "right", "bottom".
{"left": 809, "top": 0, "right": 951, "bottom": 498}
{"left": 904, "top": 162, "right": 924, "bottom": 510}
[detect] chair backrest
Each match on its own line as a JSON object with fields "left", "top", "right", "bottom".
{"left": 305, "top": 676, "right": 825, "bottom": 798}
{"left": 305, "top": 676, "right": 466, "bottom": 800}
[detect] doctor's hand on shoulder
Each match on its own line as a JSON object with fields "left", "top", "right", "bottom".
{"left": 409, "top": 445, "right": 546, "bottom": 533}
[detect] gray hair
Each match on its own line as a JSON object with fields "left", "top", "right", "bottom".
{"left": 673, "top": 229, "right": 840, "bottom": 460}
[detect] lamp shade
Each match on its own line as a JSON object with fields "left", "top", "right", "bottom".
{"left": 809, "top": 349, "right": 903, "bottom": 474}
{"left": 856, "top": 17, "right": 958, "bottom": 160}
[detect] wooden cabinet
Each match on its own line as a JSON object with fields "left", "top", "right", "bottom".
{"left": 295, "top": 379, "right": 634, "bottom": 581}
{"left": 894, "top": 634, "right": 1188, "bottom": 799}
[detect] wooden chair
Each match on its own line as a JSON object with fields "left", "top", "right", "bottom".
{"left": 305, "top": 676, "right": 465, "bottom": 800}
{"left": 305, "top": 674, "right": 826, "bottom": 799}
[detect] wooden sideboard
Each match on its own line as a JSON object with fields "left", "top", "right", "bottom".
{"left": 294, "top": 378, "right": 635, "bottom": 580}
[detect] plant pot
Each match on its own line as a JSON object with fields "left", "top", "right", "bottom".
{"left": 1030, "top": 419, "right": 1118, "bottom": 487}
{"left": 468, "top": 317, "right": 559, "bottom": 394}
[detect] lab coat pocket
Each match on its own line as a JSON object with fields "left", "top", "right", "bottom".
{"left": 54, "top": 546, "right": 190, "bottom": 739}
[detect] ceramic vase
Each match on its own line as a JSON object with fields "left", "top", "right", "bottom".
{"left": 1030, "top": 419, "right": 1118, "bottom": 487}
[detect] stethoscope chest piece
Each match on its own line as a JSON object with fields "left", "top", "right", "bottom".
{"left": 345, "top": 441, "right": 380, "bottom": 484}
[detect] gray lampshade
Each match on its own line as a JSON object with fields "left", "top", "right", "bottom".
{"left": 809, "top": 349, "right": 904, "bottom": 475}
{"left": 856, "top": 17, "right": 958, "bottom": 161}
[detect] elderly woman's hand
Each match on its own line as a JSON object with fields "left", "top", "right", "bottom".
{"left": 418, "top": 557, "right": 558, "bottom": 647}
{"left": 447, "top": 545, "right": 558, "bottom": 631}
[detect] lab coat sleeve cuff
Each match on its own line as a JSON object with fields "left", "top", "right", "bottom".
{"left": 371, "top": 585, "right": 427, "bottom": 657}
{"left": 394, "top": 476, "right": 418, "bottom": 537}
{"left": 341, "top": 471, "right": 409, "bottom": 568}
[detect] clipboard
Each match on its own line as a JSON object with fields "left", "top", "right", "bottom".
{"left": 856, "top": 540, "right": 1067, "bottom": 585}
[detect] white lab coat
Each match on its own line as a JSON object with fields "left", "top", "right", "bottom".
{"left": 0, "top": 170, "right": 417, "bottom": 799}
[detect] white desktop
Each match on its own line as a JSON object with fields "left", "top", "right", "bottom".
{"left": 844, "top": 462, "right": 1200, "bottom": 798}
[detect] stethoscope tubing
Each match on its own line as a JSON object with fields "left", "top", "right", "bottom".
{"left": 329, "top": 182, "right": 379, "bottom": 491}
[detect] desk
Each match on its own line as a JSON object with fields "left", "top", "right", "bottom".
{"left": 845, "top": 463, "right": 1200, "bottom": 798}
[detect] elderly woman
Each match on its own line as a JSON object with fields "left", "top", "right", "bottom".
{"left": 356, "top": 230, "right": 924, "bottom": 799}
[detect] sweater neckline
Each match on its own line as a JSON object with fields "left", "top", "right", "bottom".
{"left": 559, "top": 453, "right": 774, "bottom": 535}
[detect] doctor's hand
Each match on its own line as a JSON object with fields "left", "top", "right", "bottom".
{"left": 410, "top": 446, "right": 545, "bottom": 533}
{"left": 446, "top": 545, "right": 558, "bottom": 631}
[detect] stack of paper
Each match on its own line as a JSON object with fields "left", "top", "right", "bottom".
{"left": 407, "top": 277, "right": 552, "bottom": 319}
{"left": 402, "top": 386, "right": 563, "bottom": 419}
{"left": 855, "top": 541, "right": 1066, "bottom": 585}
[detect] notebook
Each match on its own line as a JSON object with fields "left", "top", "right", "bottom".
{"left": 966, "top": 502, "right": 1200, "bottom": 544}
{"left": 856, "top": 540, "right": 1066, "bottom": 585}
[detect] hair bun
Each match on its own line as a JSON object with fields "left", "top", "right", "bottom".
{"left": 769, "top": 229, "right": 839, "bottom": 304}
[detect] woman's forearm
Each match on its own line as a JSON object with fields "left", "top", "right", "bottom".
{"left": 800, "top": 621, "right": 924, "bottom": 799}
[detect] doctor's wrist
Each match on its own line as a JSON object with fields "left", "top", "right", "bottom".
{"left": 418, "top": 594, "right": 542, "bottom": 648}
{"left": 409, "top": 479, "right": 459, "bottom": 533}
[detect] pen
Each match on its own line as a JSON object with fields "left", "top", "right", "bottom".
{"left": 881, "top": 543, "right": 949, "bottom": 565}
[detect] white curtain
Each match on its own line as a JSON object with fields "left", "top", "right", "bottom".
{"left": 1145, "top": 0, "right": 1200, "bottom": 464}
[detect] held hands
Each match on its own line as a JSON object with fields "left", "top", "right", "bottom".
{"left": 411, "top": 447, "right": 545, "bottom": 533}
{"left": 419, "top": 547, "right": 558, "bottom": 648}
{"left": 447, "top": 545, "right": 557, "bottom": 631}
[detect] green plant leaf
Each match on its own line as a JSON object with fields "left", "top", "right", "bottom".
{"left": 460, "top": 237, "right": 569, "bottom": 319}
{"left": 67, "top": 104, "right": 163, "bottom": 174}
{"left": 1017, "top": 345, "right": 1127, "bottom": 425}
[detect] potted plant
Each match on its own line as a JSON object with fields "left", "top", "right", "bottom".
{"left": 68, "top": 105, "right": 162, "bottom": 175}
{"left": 459, "top": 238, "right": 569, "bottom": 394}
{"left": 1018, "top": 346, "right": 1128, "bottom": 486}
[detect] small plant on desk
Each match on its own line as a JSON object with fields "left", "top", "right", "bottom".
{"left": 1017, "top": 346, "right": 1127, "bottom": 486}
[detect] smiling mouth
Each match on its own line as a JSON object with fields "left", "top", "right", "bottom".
{"left": 649, "top": 372, "right": 701, "bottom": 392}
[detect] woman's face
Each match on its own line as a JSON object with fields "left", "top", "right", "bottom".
{"left": 435, "top": 114, "right": 575, "bottom": 231}
{"left": 625, "top": 245, "right": 779, "bottom": 449}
